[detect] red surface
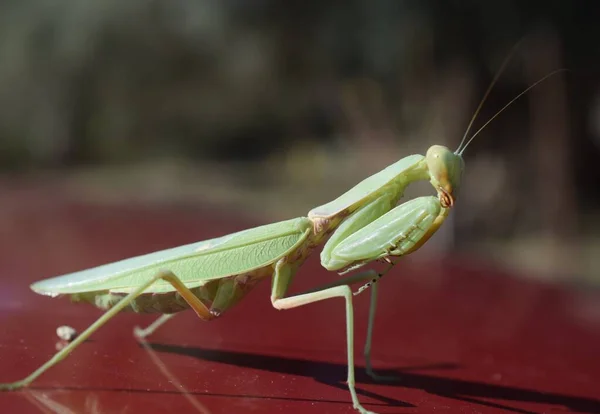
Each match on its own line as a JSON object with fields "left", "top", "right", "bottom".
{"left": 0, "top": 183, "right": 599, "bottom": 413}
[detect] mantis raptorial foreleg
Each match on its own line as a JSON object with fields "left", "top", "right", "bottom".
{"left": 325, "top": 196, "right": 445, "bottom": 381}
{"left": 321, "top": 193, "right": 400, "bottom": 271}
{"left": 0, "top": 270, "right": 213, "bottom": 391}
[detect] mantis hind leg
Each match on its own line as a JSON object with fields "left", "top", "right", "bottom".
{"left": 270, "top": 260, "right": 377, "bottom": 414}
{"left": 134, "top": 313, "right": 177, "bottom": 339}
{"left": 0, "top": 270, "right": 212, "bottom": 391}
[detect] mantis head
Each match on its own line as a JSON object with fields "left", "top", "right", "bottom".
{"left": 425, "top": 145, "right": 464, "bottom": 208}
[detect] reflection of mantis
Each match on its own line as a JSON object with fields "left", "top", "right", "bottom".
{"left": 24, "top": 390, "right": 101, "bottom": 414}
{"left": 24, "top": 337, "right": 211, "bottom": 414}
{"left": 0, "top": 53, "right": 561, "bottom": 413}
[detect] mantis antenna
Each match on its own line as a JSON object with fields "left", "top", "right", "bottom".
{"left": 454, "top": 36, "right": 567, "bottom": 156}
{"left": 457, "top": 68, "right": 567, "bottom": 156}
{"left": 455, "top": 40, "right": 524, "bottom": 154}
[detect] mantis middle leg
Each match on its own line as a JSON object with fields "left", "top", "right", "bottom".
{"left": 134, "top": 269, "right": 385, "bottom": 340}
{"left": 270, "top": 260, "right": 378, "bottom": 414}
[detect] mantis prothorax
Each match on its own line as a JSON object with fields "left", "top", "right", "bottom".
{"left": 0, "top": 54, "right": 563, "bottom": 413}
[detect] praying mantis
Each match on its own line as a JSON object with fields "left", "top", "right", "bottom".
{"left": 0, "top": 52, "right": 562, "bottom": 414}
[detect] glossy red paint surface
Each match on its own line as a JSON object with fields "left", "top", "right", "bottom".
{"left": 0, "top": 184, "right": 599, "bottom": 413}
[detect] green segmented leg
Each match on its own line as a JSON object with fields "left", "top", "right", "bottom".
{"left": 134, "top": 313, "right": 177, "bottom": 339}
{"left": 133, "top": 269, "right": 383, "bottom": 340}
{"left": 365, "top": 280, "right": 379, "bottom": 378}
{"left": 362, "top": 264, "right": 400, "bottom": 382}
{"left": 0, "top": 270, "right": 212, "bottom": 390}
{"left": 349, "top": 263, "right": 399, "bottom": 381}
{"left": 271, "top": 260, "right": 377, "bottom": 414}
{"left": 135, "top": 268, "right": 393, "bottom": 384}
{"left": 132, "top": 266, "right": 381, "bottom": 343}
{"left": 363, "top": 281, "right": 398, "bottom": 381}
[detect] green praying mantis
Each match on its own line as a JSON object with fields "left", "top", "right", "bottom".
{"left": 0, "top": 54, "right": 562, "bottom": 414}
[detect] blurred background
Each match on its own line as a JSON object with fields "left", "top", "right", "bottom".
{"left": 1, "top": 0, "right": 598, "bottom": 286}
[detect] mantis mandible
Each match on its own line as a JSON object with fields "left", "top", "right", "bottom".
{"left": 0, "top": 53, "right": 562, "bottom": 414}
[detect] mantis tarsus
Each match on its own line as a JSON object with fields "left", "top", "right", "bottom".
{"left": 0, "top": 54, "right": 562, "bottom": 414}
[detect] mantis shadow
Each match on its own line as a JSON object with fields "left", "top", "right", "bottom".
{"left": 147, "top": 343, "right": 600, "bottom": 414}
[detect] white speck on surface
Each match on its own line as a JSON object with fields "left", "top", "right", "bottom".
{"left": 56, "top": 325, "right": 78, "bottom": 342}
